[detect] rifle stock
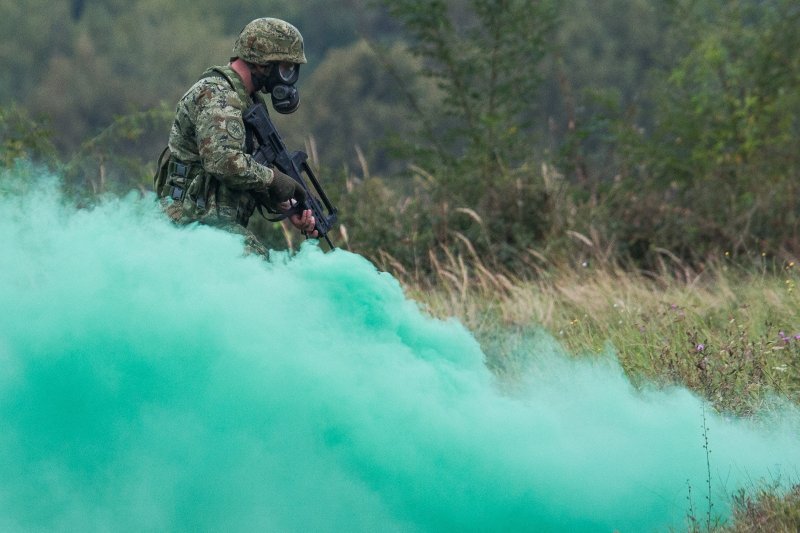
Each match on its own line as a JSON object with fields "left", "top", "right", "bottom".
{"left": 243, "top": 103, "right": 338, "bottom": 249}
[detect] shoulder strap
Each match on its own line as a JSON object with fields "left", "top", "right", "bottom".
{"left": 200, "top": 66, "right": 266, "bottom": 154}
{"left": 202, "top": 66, "right": 271, "bottom": 106}
{"left": 200, "top": 66, "right": 250, "bottom": 104}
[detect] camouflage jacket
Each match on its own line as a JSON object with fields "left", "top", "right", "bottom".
{"left": 167, "top": 65, "right": 274, "bottom": 225}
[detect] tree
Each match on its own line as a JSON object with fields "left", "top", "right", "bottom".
{"left": 605, "top": 0, "right": 800, "bottom": 260}
{"left": 539, "top": 0, "right": 673, "bottom": 187}
{"left": 379, "top": 0, "right": 557, "bottom": 195}
{"left": 371, "top": 0, "right": 559, "bottom": 264}
{"left": 0, "top": 104, "right": 56, "bottom": 167}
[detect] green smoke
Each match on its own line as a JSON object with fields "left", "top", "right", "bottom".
{"left": 0, "top": 164, "right": 798, "bottom": 532}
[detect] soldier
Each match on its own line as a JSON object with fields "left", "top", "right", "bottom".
{"left": 155, "top": 17, "right": 317, "bottom": 256}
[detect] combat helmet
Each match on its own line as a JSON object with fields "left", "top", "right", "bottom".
{"left": 233, "top": 18, "right": 307, "bottom": 65}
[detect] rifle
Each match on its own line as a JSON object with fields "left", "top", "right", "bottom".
{"left": 243, "top": 102, "right": 338, "bottom": 249}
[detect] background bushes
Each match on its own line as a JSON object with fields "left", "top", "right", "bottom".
{"left": 1, "top": 0, "right": 798, "bottom": 275}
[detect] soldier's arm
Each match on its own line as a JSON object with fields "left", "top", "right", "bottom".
{"left": 194, "top": 84, "right": 273, "bottom": 192}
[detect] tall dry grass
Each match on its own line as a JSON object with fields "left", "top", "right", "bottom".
{"left": 385, "top": 237, "right": 800, "bottom": 415}
{"left": 387, "top": 240, "right": 800, "bottom": 530}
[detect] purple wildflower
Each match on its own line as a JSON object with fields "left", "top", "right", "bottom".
{"left": 696, "top": 343, "right": 705, "bottom": 352}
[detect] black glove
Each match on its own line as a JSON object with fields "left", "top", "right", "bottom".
{"left": 269, "top": 168, "right": 307, "bottom": 203}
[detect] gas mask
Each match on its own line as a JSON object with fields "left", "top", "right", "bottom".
{"left": 251, "top": 62, "right": 300, "bottom": 114}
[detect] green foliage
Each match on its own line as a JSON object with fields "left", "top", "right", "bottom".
{"left": 0, "top": 0, "right": 75, "bottom": 99}
{"left": 652, "top": 0, "right": 800, "bottom": 188}
{"left": 2, "top": 0, "right": 800, "bottom": 274}
{"left": 381, "top": 0, "right": 556, "bottom": 174}
{"left": 357, "top": 0, "right": 559, "bottom": 269}
{"left": 562, "top": 0, "right": 800, "bottom": 265}
{"left": 0, "top": 104, "right": 56, "bottom": 167}
{"left": 63, "top": 104, "right": 173, "bottom": 196}
{"left": 286, "top": 40, "right": 431, "bottom": 176}
{"left": 542, "top": 0, "right": 673, "bottom": 187}
{"left": 26, "top": 2, "right": 229, "bottom": 156}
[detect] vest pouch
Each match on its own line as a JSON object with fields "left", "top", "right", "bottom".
{"left": 180, "top": 172, "right": 215, "bottom": 220}
{"left": 153, "top": 146, "right": 170, "bottom": 197}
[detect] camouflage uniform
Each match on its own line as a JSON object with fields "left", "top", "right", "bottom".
{"left": 160, "top": 65, "right": 274, "bottom": 257}
{"left": 157, "top": 18, "right": 308, "bottom": 257}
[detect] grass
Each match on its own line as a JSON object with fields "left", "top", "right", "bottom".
{"left": 396, "top": 250, "right": 800, "bottom": 415}
{"left": 718, "top": 484, "right": 800, "bottom": 532}
{"left": 386, "top": 248, "right": 800, "bottom": 531}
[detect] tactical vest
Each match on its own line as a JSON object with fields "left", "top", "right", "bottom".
{"left": 154, "top": 66, "right": 267, "bottom": 225}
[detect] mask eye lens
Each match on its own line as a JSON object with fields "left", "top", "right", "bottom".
{"left": 277, "top": 62, "right": 298, "bottom": 83}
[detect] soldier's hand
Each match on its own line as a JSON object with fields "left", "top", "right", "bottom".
{"left": 269, "top": 169, "right": 307, "bottom": 203}
{"left": 279, "top": 199, "right": 318, "bottom": 237}
{"left": 291, "top": 208, "right": 318, "bottom": 238}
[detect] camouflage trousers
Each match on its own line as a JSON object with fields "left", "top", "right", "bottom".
{"left": 160, "top": 198, "right": 269, "bottom": 258}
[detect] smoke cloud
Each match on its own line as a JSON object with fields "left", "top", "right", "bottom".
{"left": 1, "top": 164, "right": 798, "bottom": 531}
